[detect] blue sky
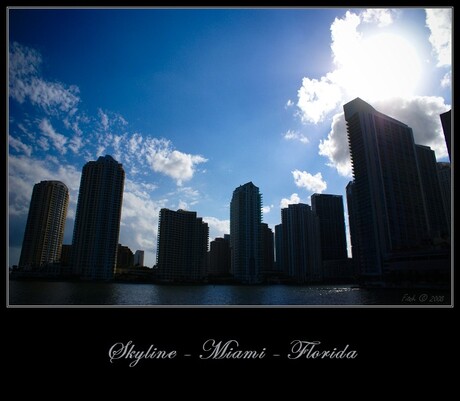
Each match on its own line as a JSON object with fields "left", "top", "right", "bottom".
{"left": 8, "top": 7, "right": 452, "bottom": 268}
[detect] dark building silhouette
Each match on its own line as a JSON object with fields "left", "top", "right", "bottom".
{"left": 281, "top": 203, "right": 322, "bottom": 283}
{"left": 19, "top": 180, "right": 69, "bottom": 270}
{"left": 71, "top": 155, "right": 125, "bottom": 280}
{"left": 437, "top": 162, "right": 451, "bottom": 233}
{"left": 230, "top": 182, "right": 262, "bottom": 283}
{"left": 344, "top": 98, "right": 429, "bottom": 277}
{"left": 208, "top": 236, "right": 231, "bottom": 276}
{"left": 415, "top": 145, "right": 450, "bottom": 240}
{"left": 156, "top": 208, "right": 208, "bottom": 282}
{"left": 117, "top": 244, "right": 134, "bottom": 269}
{"left": 274, "top": 224, "right": 284, "bottom": 272}
{"left": 60, "top": 244, "right": 72, "bottom": 273}
{"left": 261, "top": 223, "right": 274, "bottom": 272}
{"left": 440, "top": 110, "right": 451, "bottom": 161}
{"left": 311, "top": 193, "right": 347, "bottom": 261}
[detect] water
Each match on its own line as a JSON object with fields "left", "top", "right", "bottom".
{"left": 8, "top": 280, "right": 451, "bottom": 306}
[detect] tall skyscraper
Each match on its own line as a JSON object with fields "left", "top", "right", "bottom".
{"left": 311, "top": 193, "right": 347, "bottom": 261}
{"left": 344, "top": 98, "right": 428, "bottom": 276}
{"left": 18, "top": 180, "right": 69, "bottom": 270}
{"left": 230, "top": 182, "right": 262, "bottom": 284}
{"left": 71, "top": 155, "right": 125, "bottom": 280}
{"left": 261, "top": 223, "right": 274, "bottom": 272}
{"left": 156, "top": 208, "right": 209, "bottom": 282}
{"left": 281, "top": 203, "right": 322, "bottom": 283}
{"left": 437, "top": 162, "right": 451, "bottom": 233}
{"left": 415, "top": 145, "right": 449, "bottom": 239}
{"left": 440, "top": 110, "right": 451, "bottom": 161}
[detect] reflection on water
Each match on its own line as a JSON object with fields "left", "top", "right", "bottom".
{"left": 9, "top": 280, "right": 451, "bottom": 306}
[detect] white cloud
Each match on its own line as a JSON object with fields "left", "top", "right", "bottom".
{"left": 9, "top": 42, "right": 80, "bottom": 115}
{"left": 9, "top": 135, "right": 32, "bottom": 157}
{"left": 262, "top": 205, "right": 274, "bottom": 214}
{"left": 285, "top": 99, "right": 294, "bottom": 108}
{"left": 318, "top": 112, "right": 352, "bottom": 177}
{"left": 283, "top": 129, "right": 309, "bottom": 144}
{"left": 39, "top": 118, "right": 68, "bottom": 154}
{"left": 145, "top": 138, "right": 207, "bottom": 185}
{"left": 203, "top": 216, "right": 230, "bottom": 241}
{"left": 69, "top": 134, "right": 84, "bottom": 154}
{"left": 297, "top": 74, "right": 343, "bottom": 124}
{"left": 296, "top": 9, "right": 431, "bottom": 125}
{"left": 425, "top": 8, "right": 452, "bottom": 67}
{"left": 361, "top": 8, "right": 394, "bottom": 27}
{"left": 280, "top": 193, "right": 301, "bottom": 209}
{"left": 292, "top": 170, "right": 327, "bottom": 193}
{"left": 37, "top": 136, "right": 50, "bottom": 152}
{"left": 440, "top": 71, "right": 451, "bottom": 88}
{"left": 98, "top": 109, "right": 110, "bottom": 131}
{"left": 318, "top": 96, "right": 450, "bottom": 177}
{"left": 120, "top": 189, "right": 168, "bottom": 267}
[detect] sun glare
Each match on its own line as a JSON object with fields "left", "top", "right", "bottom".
{"left": 347, "top": 33, "right": 422, "bottom": 101}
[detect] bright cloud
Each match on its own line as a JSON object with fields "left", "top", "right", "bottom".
{"left": 262, "top": 205, "right": 274, "bottom": 214}
{"left": 203, "top": 216, "right": 230, "bottom": 241}
{"left": 292, "top": 170, "right": 327, "bottom": 194}
{"left": 296, "top": 9, "right": 430, "bottom": 125}
{"left": 425, "top": 8, "right": 452, "bottom": 67}
{"left": 9, "top": 42, "right": 80, "bottom": 114}
{"left": 283, "top": 129, "right": 309, "bottom": 144}
{"left": 145, "top": 138, "right": 207, "bottom": 186}
{"left": 280, "top": 193, "right": 301, "bottom": 209}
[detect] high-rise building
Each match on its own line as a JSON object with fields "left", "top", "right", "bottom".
{"left": 415, "top": 145, "right": 449, "bottom": 239}
{"left": 18, "top": 180, "right": 69, "bottom": 270}
{"left": 311, "top": 193, "right": 348, "bottom": 261}
{"left": 344, "top": 98, "right": 428, "bottom": 276}
{"left": 281, "top": 203, "right": 322, "bottom": 283}
{"left": 156, "top": 209, "right": 209, "bottom": 282}
{"left": 230, "top": 182, "right": 262, "bottom": 283}
{"left": 133, "top": 250, "right": 145, "bottom": 267}
{"left": 437, "top": 162, "right": 451, "bottom": 233}
{"left": 440, "top": 110, "right": 451, "bottom": 161}
{"left": 261, "top": 223, "right": 274, "bottom": 273}
{"left": 71, "top": 155, "right": 125, "bottom": 280}
{"left": 208, "top": 237, "right": 231, "bottom": 276}
{"left": 274, "top": 224, "right": 284, "bottom": 272}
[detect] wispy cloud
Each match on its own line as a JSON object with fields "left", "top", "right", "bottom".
{"left": 9, "top": 42, "right": 80, "bottom": 115}
{"left": 292, "top": 170, "right": 327, "bottom": 193}
{"left": 39, "top": 118, "right": 68, "bottom": 155}
{"left": 283, "top": 129, "right": 309, "bottom": 144}
{"left": 9, "top": 135, "right": 32, "bottom": 157}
